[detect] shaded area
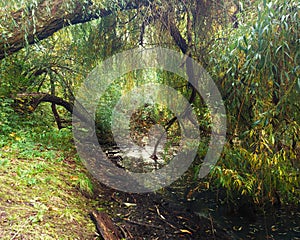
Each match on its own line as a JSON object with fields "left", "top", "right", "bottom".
{"left": 98, "top": 146, "right": 300, "bottom": 240}
{"left": 90, "top": 181, "right": 232, "bottom": 240}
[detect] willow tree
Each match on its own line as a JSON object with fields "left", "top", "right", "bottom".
{"left": 5, "top": 0, "right": 299, "bottom": 208}
{"left": 0, "top": 0, "right": 149, "bottom": 59}
{"left": 1, "top": 0, "right": 236, "bottom": 127}
{"left": 209, "top": 0, "right": 300, "bottom": 206}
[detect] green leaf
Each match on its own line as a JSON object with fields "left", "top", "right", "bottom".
{"left": 275, "top": 45, "right": 282, "bottom": 55}
{"left": 243, "top": 35, "right": 248, "bottom": 46}
{"left": 296, "top": 78, "right": 300, "bottom": 93}
{"left": 252, "top": 119, "right": 262, "bottom": 127}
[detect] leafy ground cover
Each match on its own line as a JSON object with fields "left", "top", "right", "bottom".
{"left": 0, "top": 128, "right": 99, "bottom": 239}
{"left": 0, "top": 127, "right": 232, "bottom": 240}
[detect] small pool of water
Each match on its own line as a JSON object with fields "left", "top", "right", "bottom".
{"left": 185, "top": 190, "right": 300, "bottom": 240}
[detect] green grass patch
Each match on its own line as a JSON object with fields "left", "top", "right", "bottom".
{"left": 0, "top": 128, "right": 99, "bottom": 239}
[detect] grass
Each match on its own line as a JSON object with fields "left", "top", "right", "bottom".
{"left": 0, "top": 128, "right": 99, "bottom": 239}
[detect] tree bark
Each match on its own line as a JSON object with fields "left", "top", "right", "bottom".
{"left": 51, "top": 103, "right": 63, "bottom": 129}
{"left": 16, "top": 92, "right": 92, "bottom": 126}
{"left": 90, "top": 211, "right": 122, "bottom": 240}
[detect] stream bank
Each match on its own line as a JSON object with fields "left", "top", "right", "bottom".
{"left": 95, "top": 144, "right": 300, "bottom": 239}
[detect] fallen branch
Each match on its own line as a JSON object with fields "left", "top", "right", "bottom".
{"left": 90, "top": 211, "right": 122, "bottom": 240}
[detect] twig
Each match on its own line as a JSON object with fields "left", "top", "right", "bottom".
{"left": 155, "top": 205, "right": 166, "bottom": 220}
{"left": 209, "top": 213, "right": 216, "bottom": 240}
{"left": 10, "top": 219, "right": 29, "bottom": 240}
{"left": 154, "top": 206, "right": 177, "bottom": 230}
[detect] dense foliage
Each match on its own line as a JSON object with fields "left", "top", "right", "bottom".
{"left": 209, "top": 0, "right": 300, "bottom": 206}
{"left": 0, "top": 0, "right": 299, "bottom": 211}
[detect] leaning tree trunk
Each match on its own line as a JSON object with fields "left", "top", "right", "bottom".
{"left": 0, "top": 0, "right": 147, "bottom": 60}
{"left": 16, "top": 92, "right": 93, "bottom": 127}
{"left": 0, "top": 0, "right": 100, "bottom": 60}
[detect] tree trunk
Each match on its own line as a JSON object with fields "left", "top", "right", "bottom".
{"left": 16, "top": 92, "right": 92, "bottom": 126}
{"left": 51, "top": 103, "right": 63, "bottom": 129}
{"left": 0, "top": 0, "right": 146, "bottom": 60}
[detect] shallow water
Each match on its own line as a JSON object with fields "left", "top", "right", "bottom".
{"left": 185, "top": 190, "right": 300, "bottom": 240}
